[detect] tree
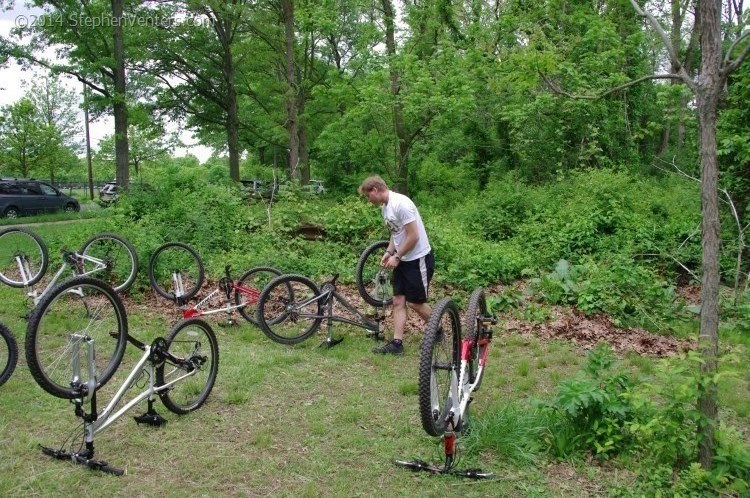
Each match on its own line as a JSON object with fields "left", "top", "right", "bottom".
{"left": 28, "top": 75, "right": 82, "bottom": 154}
{"left": 134, "top": 0, "right": 255, "bottom": 182}
{"left": 96, "top": 124, "right": 179, "bottom": 177}
{"left": 625, "top": 0, "right": 750, "bottom": 468}
{"left": 0, "top": 98, "right": 42, "bottom": 177}
{"left": 1, "top": 0, "right": 132, "bottom": 188}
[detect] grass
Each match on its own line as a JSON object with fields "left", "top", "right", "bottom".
{"left": 0, "top": 203, "right": 109, "bottom": 227}
{"left": 1, "top": 222, "right": 749, "bottom": 496}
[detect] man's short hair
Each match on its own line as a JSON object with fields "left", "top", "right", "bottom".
{"left": 358, "top": 175, "right": 388, "bottom": 195}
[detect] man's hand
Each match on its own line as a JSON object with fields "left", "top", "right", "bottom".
{"left": 382, "top": 254, "right": 400, "bottom": 269}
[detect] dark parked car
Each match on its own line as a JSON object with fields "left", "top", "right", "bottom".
{"left": 0, "top": 178, "right": 80, "bottom": 218}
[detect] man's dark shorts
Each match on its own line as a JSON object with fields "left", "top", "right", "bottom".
{"left": 392, "top": 251, "right": 434, "bottom": 304}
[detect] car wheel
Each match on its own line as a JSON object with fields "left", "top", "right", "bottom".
{"left": 65, "top": 203, "right": 78, "bottom": 213}
{"left": 4, "top": 207, "right": 19, "bottom": 218}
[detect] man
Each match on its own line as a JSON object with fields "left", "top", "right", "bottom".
{"left": 358, "top": 175, "right": 434, "bottom": 355}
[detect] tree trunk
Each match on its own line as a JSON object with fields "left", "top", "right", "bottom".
{"left": 695, "top": 0, "right": 723, "bottom": 470}
{"left": 282, "top": 0, "right": 299, "bottom": 180}
{"left": 225, "top": 60, "right": 241, "bottom": 181}
{"left": 381, "top": 0, "right": 408, "bottom": 194}
{"left": 298, "top": 95, "right": 310, "bottom": 184}
{"left": 111, "top": 0, "right": 129, "bottom": 190}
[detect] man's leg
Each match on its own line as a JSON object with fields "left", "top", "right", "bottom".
{"left": 392, "top": 295, "right": 407, "bottom": 341}
{"left": 407, "top": 301, "right": 432, "bottom": 323}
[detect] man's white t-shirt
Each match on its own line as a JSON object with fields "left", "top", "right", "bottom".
{"left": 382, "top": 191, "right": 431, "bottom": 261}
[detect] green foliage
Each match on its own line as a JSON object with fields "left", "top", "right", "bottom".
{"left": 451, "top": 171, "right": 535, "bottom": 240}
{"left": 541, "top": 343, "right": 633, "bottom": 460}
{"left": 531, "top": 256, "right": 677, "bottom": 329}
{"left": 539, "top": 347, "right": 750, "bottom": 496}
{"left": 319, "top": 196, "right": 384, "bottom": 245}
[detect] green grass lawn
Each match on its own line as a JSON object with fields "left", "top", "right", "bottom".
{"left": 0, "top": 222, "right": 747, "bottom": 496}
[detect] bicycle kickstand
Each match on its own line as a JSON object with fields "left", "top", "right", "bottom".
{"left": 319, "top": 294, "right": 343, "bottom": 348}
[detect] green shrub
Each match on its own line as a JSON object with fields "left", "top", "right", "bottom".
{"left": 540, "top": 343, "right": 634, "bottom": 460}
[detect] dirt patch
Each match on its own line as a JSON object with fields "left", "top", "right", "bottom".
{"left": 506, "top": 307, "right": 694, "bottom": 357}
{"left": 122, "top": 278, "right": 696, "bottom": 357}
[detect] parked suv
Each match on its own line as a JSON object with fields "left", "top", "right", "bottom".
{"left": 0, "top": 178, "right": 80, "bottom": 218}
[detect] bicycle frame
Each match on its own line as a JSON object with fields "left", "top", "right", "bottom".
{"left": 21, "top": 251, "right": 109, "bottom": 306}
{"left": 292, "top": 275, "right": 385, "bottom": 347}
{"left": 172, "top": 266, "right": 261, "bottom": 324}
{"left": 443, "top": 334, "right": 492, "bottom": 430}
{"left": 42, "top": 332, "right": 199, "bottom": 475}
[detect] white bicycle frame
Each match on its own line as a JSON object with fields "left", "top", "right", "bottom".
{"left": 70, "top": 333, "right": 197, "bottom": 439}
{"left": 434, "top": 336, "right": 490, "bottom": 430}
{"left": 18, "top": 252, "right": 109, "bottom": 306}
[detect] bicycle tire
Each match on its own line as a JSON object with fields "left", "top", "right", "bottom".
{"left": 25, "top": 276, "right": 128, "bottom": 399}
{"left": 157, "top": 318, "right": 219, "bottom": 414}
{"left": 355, "top": 240, "right": 393, "bottom": 307}
{"left": 79, "top": 233, "right": 139, "bottom": 293}
{"left": 0, "top": 227, "right": 48, "bottom": 287}
{"left": 255, "top": 274, "right": 323, "bottom": 345}
{"left": 236, "top": 266, "right": 283, "bottom": 325}
{"left": 148, "top": 242, "right": 205, "bottom": 302}
{"left": 418, "top": 297, "right": 462, "bottom": 437}
{"left": 0, "top": 322, "right": 18, "bottom": 387}
{"left": 465, "top": 287, "right": 488, "bottom": 391}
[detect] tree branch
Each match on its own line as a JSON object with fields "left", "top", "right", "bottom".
{"left": 627, "top": 0, "right": 696, "bottom": 89}
{"left": 722, "top": 30, "right": 750, "bottom": 75}
{"left": 540, "top": 72, "right": 685, "bottom": 100}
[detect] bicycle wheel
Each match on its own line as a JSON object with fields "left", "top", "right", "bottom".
{"left": 79, "top": 233, "right": 139, "bottom": 293}
{"left": 0, "top": 323, "right": 18, "bottom": 387}
{"left": 255, "top": 274, "right": 323, "bottom": 345}
{"left": 25, "top": 276, "right": 128, "bottom": 399}
{"left": 418, "top": 297, "right": 461, "bottom": 437}
{"left": 465, "top": 288, "right": 488, "bottom": 391}
{"left": 157, "top": 318, "right": 219, "bottom": 415}
{"left": 0, "top": 227, "right": 48, "bottom": 287}
{"left": 355, "top": 240, "right": 393, "bottom": 307}
{"left": 236, "top": 266, "right": 283, "bottom": 325}
{"left": 148, "top": 242, "right": 204, "bottom": 302}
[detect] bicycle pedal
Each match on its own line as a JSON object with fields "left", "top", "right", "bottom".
{"left": 133, "top": 411, "right": 168, "bottom": 427}
{"left": 366, "top": 331, "right": 385, "bottom": 341}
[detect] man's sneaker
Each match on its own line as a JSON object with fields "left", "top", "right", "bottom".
{"left": 372, "top": 339, "right": 403, "bottom": 355}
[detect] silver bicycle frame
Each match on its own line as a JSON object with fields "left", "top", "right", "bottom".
{"left": 25, "top": 252, "right": 109, "bottom": 305}
{"left": 71, "top": 336, "right": 198, "bottom": 442}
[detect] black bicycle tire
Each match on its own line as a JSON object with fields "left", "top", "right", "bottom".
{"left": 79, "top": 233, "right": 139, "bottom": 293}
{"left": 236, "top": 266, "right": 283, "bottom": 325}
{"left": 464, "top": 287, "right": 487, "bottom": 391}
{"left": 148, "top": 242, "right": 205, "bottom": 302}
{"left": 418, "top": 297, "right": 461, "bottom": 437}
{"left": 355, "top": 240, "right": 393, "bottom": 307}
{"left": 157, "top": 318, "right": 219, "bottom": 414}
{"left": 255, "top": 274, "right": 323, "bottom": 345}
{"left": 0, "top": 323, "right": 18, "bottom": 387}
{"left": 0, "top": 227, "right": 49, "bottom": 287}
{"left": 25, "top": 276, "right": 128, "bottom": 399}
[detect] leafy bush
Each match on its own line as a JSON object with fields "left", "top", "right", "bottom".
{"left": 540, "top": 343, "right": 634, "bottom": 460}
